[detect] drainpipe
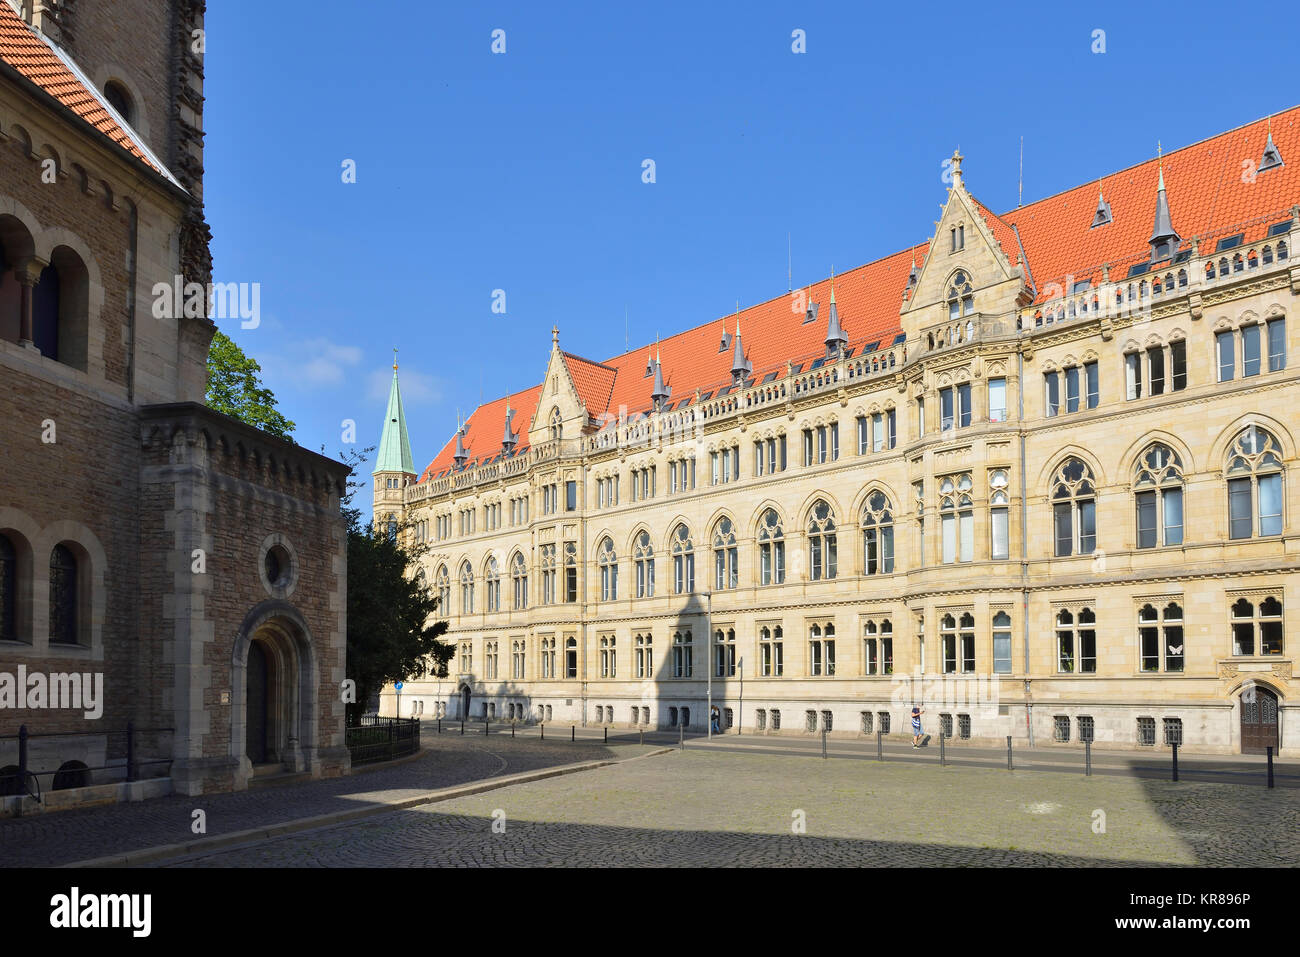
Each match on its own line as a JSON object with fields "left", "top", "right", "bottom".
{"left": 1018, "top": 348, "right": 1033, "bottom": 748}
{"left": 126, "top": 199, "right": 138, "bottom": 402}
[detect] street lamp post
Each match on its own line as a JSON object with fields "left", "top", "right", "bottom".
{"left": 705, "top": 591, "right": 713, "bottom": 740}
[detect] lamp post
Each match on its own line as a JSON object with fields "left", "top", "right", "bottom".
{"left": 705, "top": 591, "right": 713, "bottom": 740}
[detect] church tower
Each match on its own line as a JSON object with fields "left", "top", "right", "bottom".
{"left": 372, "top": 357, "right": 416, "bottom": 533}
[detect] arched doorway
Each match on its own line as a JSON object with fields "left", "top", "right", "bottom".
{"left": 230, "top": 601, "right": 320, "bottom": 788}
{"left": 1241, "top": 686, "right": 1279, "bottom": 754}
{"left": 246, "top": 640, "right": 270, "bottom": 763}
{"left": 460, "top": 684, "right": 471, "bottom": 719}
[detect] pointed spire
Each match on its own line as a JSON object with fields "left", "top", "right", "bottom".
{"left": 373, "top": 361, "right": 416, "bottom": 477}
{"left": 805, "top": 285, "right": 819, "bottom": 324}
{"left": 651, "top": 348, "right": 671, "bottom": 411}
{"left": 825, "top": 267, "right": 847, "bottom": 358}
{"left": 452, "top": 415, "right": 468, "bottom": 469}
{"left": 1148, "top": 143, "right": 1180, "bottom": 261}
{"left": 731, "top": 314, "right": 751, "bottom": 385}
{"left": 907, "top": 247, "right": 920, "bottom": 289}
{"left": 501, "top": 402, "right": 517, "bottom": 453}
{"left": 1259, "top": 116, "right": 1284, "bottom": 173}
{"left": 1091, "top": 179, "right": 1113, "bottom": 228}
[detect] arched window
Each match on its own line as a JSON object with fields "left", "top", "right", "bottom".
{"left": 385, "top": 512, "right": 397, "bottom": 542}
{"left": 860, "top": 491, "right": 894, "bottom": 574}
{"left": 485, "top": 556, "right": 501, "bottom": 612}
{"left": 565, "top": 637, "right": 578, "bottom": 678}
{"left": 598, "top": 537, "right": 618, "bottom": 601}
{"left": 807, "top": 500, "right": 837, "bottom": 581}
{"left": 671, "top": 524, "right": 694, "bottom": 594}
{"left": 549, "top": 408, "right": 562, "bottom": 441}
{"left": 1232, "top": 596, "right": 1284, "bottom": 656}
{"left": 511, "top": 552, "right": 527, "bottom": 610}
{"left": 1227, "top": 426, "right": 1283, "bottom": 539}
{"left": 1051, "top": 458, "right": 1097, "bottom": 556}
{"left": 103, "top": 79, "right": 136, "bottom": 125}
{"left": 0, "top": 534, "right": 15, "bottom": 641}
{"left": 1138, "top": 601, "right": 1185, "bottom": 672}
{"left": 712, "top": 517, "right": 737, "bottom": 590}
{"left": 939, "top": 474, "right": 974, "bottom": 563}
{"left": 1135, "top": 444, "right": 1184, "bottom": 548}
{"left": 672, "top": 630, "right": 693, "bottom": 677}
{"left": 758, "top": 508, "right": 785, "bottom": 585}
{"left": 458, "top": 561, "right": 475, "bottom": 614}
{"left": 48, "top": 544, "right": 78, "bottom": 644}
{"left": 31, "top": 247, "right": 89, "bottom": 371}
{"left": 435, "top": 565, "right": 450, "bottom": 612}
{"left": 947, "top": 270, "right": 973, "bottom": 320}
{"left": 633, "top": 531, "right": 654, "bottom": 598}
{"left": 563, "top": 541, "right": 578, "bottom": 601}
{"left": 990, "top": 469, "right": 1010, "bottom": 560}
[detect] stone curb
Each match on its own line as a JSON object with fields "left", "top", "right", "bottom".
{"left": 63, "top": 746, "right": 674, "bottom": 868}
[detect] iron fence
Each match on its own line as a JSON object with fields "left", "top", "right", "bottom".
{"left": 345, "top": 715, "right": 420, "bottom": 766}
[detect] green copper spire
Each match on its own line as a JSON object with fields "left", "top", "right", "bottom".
{"left": 373, "top": 354, "right": 415, "bottom": 476}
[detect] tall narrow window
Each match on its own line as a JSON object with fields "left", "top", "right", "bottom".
{"left": 511, "top": 552, "right": 528, "bottom": 610}
{"left": 988, "top": 378, "right": 1007, "bottom": 422}
{"left": 1125, "top": 352, "right": 1143, "bottom": 399}
{"left": 1051, "top": 458, "right": 1097, "bottom": 557}
{"left": 633, "top": 531, "right": 655, "bottom": 598}
{"left": 1134, "top": 443, "right": 1184, "bottom": 548}
{"left": 1044, "top": 373, "right": 1060, "bottom": 417}
{"left": 0, "top": 534, "right": 15, "bottom": 642}
{"left": 1242, "top": 323, "right": 1262, "bottom": 377}
{"left": 1170, "top": 340, "right": 1187, "bottom": 391}
{"left": 563, "top": 542, "right": 578, "bottom": 601}
{"left": 485, "top": 556, "right": 501, "bottom": 612}
{"left": 1267, "top": 318, "right": 1287, "bottom": 372}
{"left": 1065, "top": 366, "right": 1081, "bottom": 413}
{"left": 1084, "top": 361, "right": 1100, "bottom": 408}
{"left": 941, "top": 387, "right": 955, "bottom": 430}
{"left": 540, "top": 544, "right": 557, "bottom": 604}
{"left": 758, "top": 509, "right": 785, "bottom": 585}
{"left": 990, "top": 469, "right": 1010, "bottom": 560}
{"left": 598, "top": 537, "right": 618, "bottom": 601}
{"left": 672, "top": 525, "right": 695, "bottom": 594}
{"left": 1217, "top": 330, "right": 1235, "bottom": 382}
{"left": 712, "top": 517, "right": 738, "bottom": 590}
{"left": 1056, "top": 607, "right": 1097, "bottom": 673}
{"left": 459, "top": 561, "right": 474, "bottom": 615}
{"left": 992, "top": 611, "right": 1012, "bottom": 674}
{"left": 48, "top": 544, "right": 77, "bottom": 645}
{"left": 1148, "top": 346, "right": 1165, "bottom": 396}
{"left": 860, "top": 492, "right": 894, "bottom": 575}
{"left": 807, "top": 501, "right": 837, "bottom": 581}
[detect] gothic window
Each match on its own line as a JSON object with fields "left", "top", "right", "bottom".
{"left": 759, "top": 625, "right": 784, "bottom": 676}
{"left": 563, "top": 542, "right": 578, "bottom": 601}
{"left": 672, "top": 524, "right": 695, "bottom": 594}
{"left": 1226, "top": 426, "right": 1283, "bottom": 539}
{"left": 435, "top": 564, "right": 450, "bottom": 612}
{"left": 758, "top": 509, "right": 785, "bottom": 585}
{"left": 990, "top": 469, "right": 1010, "bottom": 560}
{"left": 1231, "top": 596, "right": 1284, "bottom": 656}
{"left": 712, "top": 517, "right": 738, "bottom": 590}
{"left": 598, "top": 537, "right": 618, "bottom": 601}
{"left": 459, "top": 561, "right": 474, "bottom": 615}
{"left": 511, "top": 552, "right": 528, "bottom": 610}
{"left": 633, "top": 530, "right": 655, "bottom": 598}
{"left": 540, "top": 544, "right": 557, "bottom": 604}
{"left": 1055, "top": 607, "right": 1097, "bottom": 673}
{"left": 1135, "top": 444, "right": 1184, "bottom": 548}
{"left": 485, "top": 556, "right": 501, "bottom": 612}
{"left": 860, "top": 491, "right": 894, "bottom": 574}
{"left": 1051, "top": 458, "right": 1097, "bottom": 557}
{"left": 565, "top": 637, "right": 577, "bottom": 678}
{"left": 549, "top": 407, "right": 562, "bottom": 441}
{"left": 939, "top": 474, "right": 974, "bottom": 564}
{"left": 1138, "top": 602, "right": 1185, "bottom": 672}
{"left": 947, "top": 270, "right": 973, "bottom": 320}
{"left": 672, "top": 630, "right": 693, "bottom": 677}
{"left": 807, "top": 500, "right": 837, "bottom": 581}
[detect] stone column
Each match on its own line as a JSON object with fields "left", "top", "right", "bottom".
{"left": 15, "top": 261, "right": 43, "bottom": 348}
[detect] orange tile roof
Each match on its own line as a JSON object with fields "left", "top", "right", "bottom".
{"left": 422, "top": 106, "right": 1300, "bottom": 480}
{"left": 0, "top": 3, "right": 157, "bottom": 172}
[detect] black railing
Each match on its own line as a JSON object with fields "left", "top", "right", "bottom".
{"left": 345, "top": 715, "right": 420, "bottom": 766}
{"left": 0, "top": 723, "right": 174, "bottom": 802}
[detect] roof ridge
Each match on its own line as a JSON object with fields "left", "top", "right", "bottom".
{"left": 999, "top": 104, "right": 1300, "bottom": 220}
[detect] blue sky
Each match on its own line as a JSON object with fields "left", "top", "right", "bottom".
{"left": 203, "top": 1, "right": 1298, "bottom": 514}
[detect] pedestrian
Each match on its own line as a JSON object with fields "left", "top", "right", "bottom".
{"left": 711, "top": 705, "right": 721, "bottom": 734}
{"left": 911, "top": 705, "right": 924, "bottom": 748}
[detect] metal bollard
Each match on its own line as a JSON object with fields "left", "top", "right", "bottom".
{"left": 679, "top": 723, "right": 684, "bottom": 750}
{"left": 437, "top": 718, "right": 442, "bottom": 734}
{"left": 939, "top": 731, "right": 946, "bottom": 766}
{"left": 511, "top": 722, "right": 515, "bottom": 739}
{"left": 571, "top": 725, "right": 575, "bottom": 742}
{"left": 876, "top": 729, "right": 883, "bottom": 761}
{"left": 821, "top": 729, "right": 827, "bottom": 759}
{"left": 460, "top": 719, "right": 464, "bottom": 735}
{"left": 1085, "top": 739, "right": 1092, "bottom": 776}
{"left": 1267, "top": 746, "right": 1275, "bottom": 789}
{"left": 485, "top": 719, "right": 489, "bottom": 736}
{"left": 541, "top": 723, "right": 545, "bottom": 740}
{"left": 1171, "top": 741, "right": 1179, "bottom": 782}
{"left": 639, "top": 728, "right": 644, "bottom": 746}
{"left": 604, "top": 727, "right": 608, "bottom": 743}
{"left": 18, "top": 724, "right": 28, "bottom": 790}
{"left": 1006, "top": 735, "right": 1013, "bottom": 770}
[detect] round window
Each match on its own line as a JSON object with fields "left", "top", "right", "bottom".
{"left": 265, "top": 545, "right": 291, "bottom": 588}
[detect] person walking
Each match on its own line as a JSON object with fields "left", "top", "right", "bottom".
{"left": 911, "top": 705, "right": 925, "bottom": 748}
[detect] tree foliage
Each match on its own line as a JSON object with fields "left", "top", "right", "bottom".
{"left": 206, "top": 329, "right": 296, "bottom": 439}
{"left": 339, "top": 447, "right": 453, "bottom": 724}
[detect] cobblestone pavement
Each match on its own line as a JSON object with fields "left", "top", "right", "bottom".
{"left": 2, "top": 732, "right": 653, "bottom": 867}
{"left": 167, "top": 748, "right": 1300, "bottom": 867}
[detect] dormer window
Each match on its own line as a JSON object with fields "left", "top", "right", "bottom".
{"left": 951, "top": 225, "right": 965, "bottom": 252}
{"left": 947, "top": 271, "right": 973, "bottom": 320}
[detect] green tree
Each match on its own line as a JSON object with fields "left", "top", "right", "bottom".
{"left": 205, "top": 329, "right": 296, "bottom": 438}
{"left": 338, "top": 447, "right": 453, "bottom": 724}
